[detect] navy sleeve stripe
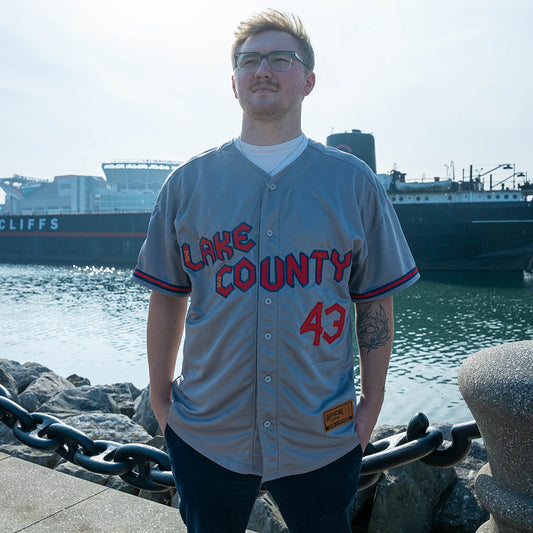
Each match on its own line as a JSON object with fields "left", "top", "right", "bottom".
{"left": 133, "top": 269, "right": 191, "bottom": 294}
{"left": 351, "top": 267, "right": 419, "bottom": 301}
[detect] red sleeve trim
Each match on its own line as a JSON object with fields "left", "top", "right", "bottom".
{"left": 351, "top": 267, "right": 419, "bottom": 301}
{"left": 132, "top": 269, "right": 191, "bottom": 294}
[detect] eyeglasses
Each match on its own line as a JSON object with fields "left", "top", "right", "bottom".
{"left": 234, "top": 50, "right": 311, "bottom": 72}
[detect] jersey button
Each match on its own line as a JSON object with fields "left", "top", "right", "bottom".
{"left": 265, "top": 297, "right": 272, "bottom": 305}
{"left": 264, "top": 375, "right": 272, "bottom": 383}
{"left": 266, "top": 229, "right": 274, "bottom": 237}
{"left": 268, "top": 183, "right": 277, "bottom": 191}
{"left": 263, "top": 420, "right": 272, "bottom": 428}
{"left": 264, "top": 332, "right": 272, "bottom": 341}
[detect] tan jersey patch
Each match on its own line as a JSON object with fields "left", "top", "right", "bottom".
{"left": 322, "top": 400, "right": 354, "bottom": 432}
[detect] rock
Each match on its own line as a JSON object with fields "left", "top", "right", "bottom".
{"left": 138, "top": 489, "right": 174, "bottom": 506}
{"left": 133, "top": 386, "right": 160, "bottom": 437}
{"left": 18, "top": 371, "right": 74, "bottom": 412}
{"left": 0, "top": 421, "right": 13, "bottom": 444}
{"left": 367, "top": 453, "right": 457, "bottom": 533}
{"left": 38, "top": 386, "right": 120, "bottom": 417}
{"left": 0, "top": 360, "right": 21, "bottom": 383}
{"left": 349, "top": 423, "right": 406, "bottom": 524}
{"left": 105, "top": 474, "right": 139, "bottom": 495}
{"left": 371, "top": 423, "right": 406, "bottom": 441}
{"left": 126, "top": 382, "right": 143, "bottom": 401}
{"left": 0, "top": 367, "right": 18, "bottom": 401}
{"left": 92, "top": 383, "right": 141, "bottom": 418}
{"left": 146, "top": 434, "right": 168, "bottom": 452}
{"left": 0, "top": 438, "right": 60, "bottom": 469}
{"left": 67, "top": 373, "right": 91, "bottom": 387}
{"left": 0, "top": 360, "right": 52, "bottom": 394}
{"left": 247, "top": 492, "right": 288, "bottom": 533}
{"left": 170, "top": 489, "right": 180, "bottom": 509}
{"left": 350, "top": 482, "right": 377, "bottom": 521}
{"left": 62, "top": 412, "right": 153, "bottom": 444}
{"left": 432, "top": 440, "right": 489, "bottom": 532}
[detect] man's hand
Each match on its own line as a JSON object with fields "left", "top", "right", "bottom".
{"left": 150, "top": 392, "right": 173, "bottom": 435}
{"left": 354, "top": 394, "right": 383, "bottom": 451}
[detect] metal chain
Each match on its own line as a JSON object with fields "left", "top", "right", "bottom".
{"left": 0, "top": 384, "right": 481, "bottom": 492}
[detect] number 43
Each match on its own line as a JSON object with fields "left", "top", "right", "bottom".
{"left": 300, "top": 302, "right": 346, "bottom": 346}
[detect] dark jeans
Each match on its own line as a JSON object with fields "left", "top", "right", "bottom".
{"left": 165, "top": 425, "right": 363, "bottom": 533}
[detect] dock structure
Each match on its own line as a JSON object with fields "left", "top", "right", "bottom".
{"left": 0, "top": 451, "right": 187, "bottom": 532}
{"left": 1, "top": 451, "right": 258, "bottom": 532}
{"left": 0, "top": 452, "right": 254, "bottom": 533}
{"left": 459, "top": 341, "right": 533, "bottom": 532}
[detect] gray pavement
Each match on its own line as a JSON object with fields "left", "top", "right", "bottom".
{"left": 0, "top": 451, "right": 258, "bottom": 532}
{"left": 0, "top": 451, "right": 259, "bottom": 532}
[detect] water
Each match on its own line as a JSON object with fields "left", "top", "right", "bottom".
{"left": 381, "top": 271, "right": 533, "bottom": 425}
{"left": 1, "top": 264, "right": 531, "bottom": 427}
{"left": 0, "top": 264, "right": 154, "bottom": 390}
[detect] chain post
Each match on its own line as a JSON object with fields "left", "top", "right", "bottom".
{"left": 0, "top": 386, "right": 483, "bottom": 494}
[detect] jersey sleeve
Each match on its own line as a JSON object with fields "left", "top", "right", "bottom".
{"left": 132, "top": 178, "right": 192, "bottom": 297}
{"left": 349, "top": 177, "right": 419, "bottom": 302}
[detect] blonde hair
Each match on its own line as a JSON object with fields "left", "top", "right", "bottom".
{"left": 231, "top": 9, "right": 314, "bottom": 71}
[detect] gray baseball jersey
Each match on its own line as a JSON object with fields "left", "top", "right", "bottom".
{"left": 133, "top": 139, "right": 419, "bottom": 481}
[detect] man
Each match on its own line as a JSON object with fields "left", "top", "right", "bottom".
{"left": 133, "top": 9, "right": 419, "bottom": 533}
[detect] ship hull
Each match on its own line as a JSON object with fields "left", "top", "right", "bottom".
{"left": 1, "top": 203, "right": 532, "bottom": 271}
{"left": 0, "top": 213, "right": 151, "bottom": 265}
{"left": 393, "top": 201, "right": 533, "bottom": 271}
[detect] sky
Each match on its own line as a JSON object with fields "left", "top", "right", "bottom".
{"left": 1, "top": 0, "right": 532, "bottom": 190}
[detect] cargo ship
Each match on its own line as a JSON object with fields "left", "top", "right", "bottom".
{"left": 1, "top": 131, "right": 532, "bottom": 272}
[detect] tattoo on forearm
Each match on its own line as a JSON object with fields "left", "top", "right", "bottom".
{"left": 356, "top": 303, "right": 391, "bottom": 354}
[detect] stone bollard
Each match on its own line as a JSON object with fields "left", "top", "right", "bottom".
{"left": 458, "top": 341, "right": 533, "bottom": 532}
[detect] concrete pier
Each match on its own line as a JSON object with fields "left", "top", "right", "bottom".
{"left": 458, "top": 341, "right": 533, "bottom": 532}
{"left": 0, "top": 451, "right": 258, "bottom": 532}
{"left": 0, "top": 451, "right": 187, "bottom": 532}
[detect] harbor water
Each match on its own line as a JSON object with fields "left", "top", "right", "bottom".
{"left": 0, "top": 263, "right": 531, "bottom": 427}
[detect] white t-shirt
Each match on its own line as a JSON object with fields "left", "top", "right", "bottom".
{"left": 234, "top": 134, "right": 309, "bottom": 175}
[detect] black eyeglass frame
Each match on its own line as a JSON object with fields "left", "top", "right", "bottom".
{"left": 233, "top": 50, "right": 312, "bottom": 72}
